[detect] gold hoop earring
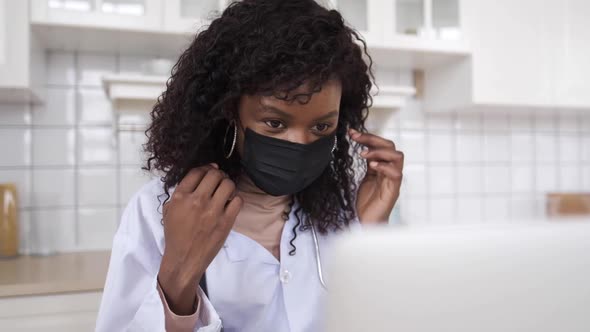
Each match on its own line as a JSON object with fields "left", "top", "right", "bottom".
{"left": 224, "top": 120, "right": 237, "bottom": 159}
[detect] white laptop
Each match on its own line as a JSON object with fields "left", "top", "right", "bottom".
{"left": 325, "top": 221, "right": 590, "bottom": 332}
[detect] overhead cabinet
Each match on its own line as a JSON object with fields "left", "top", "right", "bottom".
{"left": 424, "top": 0, "right": 590, "bottom": 112}
{"left": 0, "top": 0, "right": 44, "bottom": 103}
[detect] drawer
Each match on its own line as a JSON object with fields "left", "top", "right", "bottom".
{"left": 0, "top": 291, "right": 102, "bottom": 332}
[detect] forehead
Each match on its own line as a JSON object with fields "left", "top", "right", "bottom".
{"left": 241, "top": 80, "right": 342, "bottom": 116}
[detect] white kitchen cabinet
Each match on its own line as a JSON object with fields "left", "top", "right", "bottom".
{"left": 321, "top": 0, "right": 384, "bottom": 44}
{"left": 29, "top": 0, "right": 469, "bottom": 71}
{"left": 162, "top": 0, "right": 383, "bottom": 40}
{"left": 395, "top": 0, "right": 427, "bottom": 36}
{"left": 432, "top": 0, "right": 461, "bottom": 39}
{"left": 0, "top": 291, "right": 102, "bottom": 332}
{"left": 30, "top": 0, "right": 162, "bottom": 32}
{"left": 392, "top": 0, "right": 462, "bottom": 43}
{"left": 423, "top": 0, "right": 584, "bottom": 112}
{"left": 327, "top": 0, "right": 463, "bottom": 45}
{"left": 554, "top": 0, "right": 590, "bottom": 109}
{"left": 467, "top": 0, "right": 558, "bottom": 108}
{"left": 163, "top": 0, "right": 226, "bottom": 34}
{"left": 0, "top": 0, "right": 44, "bottom": 103}
{"left": 330, "top": 0, "right": 469, "bottom": 70}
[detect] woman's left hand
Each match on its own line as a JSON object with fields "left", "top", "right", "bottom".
{"left": 350, "top": 128, "right": 403, "bottom": 224}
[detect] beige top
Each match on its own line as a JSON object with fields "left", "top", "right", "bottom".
{"left": 160, "top": 173, "right": 292, "bottom": 330}
{"left": 232, "top": 174, "right": 291, "bottom": 261}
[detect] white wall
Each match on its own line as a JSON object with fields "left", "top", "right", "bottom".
{"left": 0, "top": 50, "right": 589, "bottom": 253}
{"left": 368, "top": 95, "right": 590, "bottom": 225}
{"left": 0, "top": 50, "right": 154, "bottom": 254}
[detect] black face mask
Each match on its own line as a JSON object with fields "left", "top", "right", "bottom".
{"left": 240, "top": 128, "right": 336, "bottom": 196}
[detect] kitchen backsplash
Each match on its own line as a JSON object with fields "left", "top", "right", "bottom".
{"left": 0, "top": 50, "right": 589, "bottom": 254}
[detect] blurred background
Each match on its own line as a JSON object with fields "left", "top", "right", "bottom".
{"left": 0, "top": 0, "right": 589, "bottom": 330}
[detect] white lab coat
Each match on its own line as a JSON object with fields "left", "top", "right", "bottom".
{"left": 96, "top": 179, "right": 359, "bottom": 332}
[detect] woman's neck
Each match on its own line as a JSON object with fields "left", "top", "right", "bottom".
{"left": 235, "top": 172, "right": 291, "bottom": 209}
{"left": 233, "top": 172, "right": 292, "bottom": 261}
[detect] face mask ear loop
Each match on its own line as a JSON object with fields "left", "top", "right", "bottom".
{"left": 330, "top": 135, "right": 338, "bottom": 169}
{"left": 331, "top": 135, "right": 338, "bottom": 155}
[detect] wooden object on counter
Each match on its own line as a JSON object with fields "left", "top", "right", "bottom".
{"left": 0, "top": 183, "right": 19, "bottom": 258}
{"left": 546, "top": 193, "right": 590, "bottom": 217}
{"left": 413, "top": 70, "right": 424, "bottom": 99}
{"left": 0, "top": 251, "right": 110, "bottom": 298}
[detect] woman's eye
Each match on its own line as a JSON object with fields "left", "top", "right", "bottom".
{"left": 264, "top": 120, "right": 285, "bottom": 129}
{"left": 314, "top": 123, "right": 331, "bottom": 132}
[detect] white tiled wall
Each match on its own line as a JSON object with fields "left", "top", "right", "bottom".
{"left": 1, "top": 51, "right": 589, "bottom": 253}
{"left": 0, "top": 51, "right": 153, "bottom": 254}
{"left": 367, "top": 96, "right": 590, "bottom": 225}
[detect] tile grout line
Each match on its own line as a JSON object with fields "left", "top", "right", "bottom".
{"left": 115, "top": 52, "right": 123, "bottom": 226}
{"left": 482, "top": 112, "right": 493, "bottom": 223}
{"left": 26, "top": 97, "right": 35, "bottom": 254}
{"left": 481, "top": 113, "right": 489, "bottom": 222}
{"left": 423, "top": 104, "right": 432, "bottom": 225}
{"left": 531, "top": 111, "right": 540, "bottom": 218}
{"left": 483, "top": 113, "right": 490, "bottom": 220}
{"left": 477, "top": 112, "right": 485, "bottom": 222}
{"left": 507, "top": 113, "right": 516, "bottom": 222}
{"left": 554, "top": 111, "right": 561, "bottom": 192}
{"left": 451, "top": 111, "right": 458, "bottom": 224}
{"left": 73, "top": 50, "right": 81, "bottom": 249}
{"left": 577, "top": 112, "right": 583, "bottom": 191}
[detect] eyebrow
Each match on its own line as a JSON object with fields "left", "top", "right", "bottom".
{"left": 314, "top": 110, "right": 339, "bottom": 121}
{"left": 259, "top": 104, "right": 294, "bottom": 119}
{"left": 259, "top": 104, "right": 339, "bottom": 121}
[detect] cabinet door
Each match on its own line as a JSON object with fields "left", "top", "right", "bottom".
{"left": 464, "top": 0, "right": 558, "bottom": 107}
{"left": 392, "top": 0, "right": 462, "bottom": 41}
{"left": 30, "top": 0, "right": 161, "bottom": 31}
{"left": 323, "top": 0, "right": 384, "bottom": 43}
{"left": 555, "top": 0, "right": 590, "bottom": 109}
{"left": 0, "top": 0, "right": 28, "bottom": 89}
{"left": 0, "top": 312, "right": 98, "bottom": 332}
{"left": 394, "top": 0, "right": 426, "bottom": 37}
{"left": 0, "top": 292, "right": 102, "bottom": 332}
{"left": 0, "top": 0, "right": 5, "bottom": 66}
{"left": 163, "top": 0, "right": 226, "bottom": 34}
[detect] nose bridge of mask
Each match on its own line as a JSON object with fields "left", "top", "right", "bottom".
{"left": 245, "top": 131, "right": 304, "bottom": 171}
{"left": 247, "top": 128, "right": 311, "bottom": 150}
{"left": 248, "top": 129, "right": 333, "bottom": 161}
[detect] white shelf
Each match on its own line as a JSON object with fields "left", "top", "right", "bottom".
{"left": 102, "top": 74, "right": 167, "bottom": 102}
{"left": 362, "top": 36, "right": 470, "bottom": 70}
{"left": 32, "top": 19, "right": 470, "bottom": 69}
{"left": 32, "top": 23, "right": 192, "bottom": 58}
{"left": 102, "top": 74, "right": 164, "bottom": 142}
{"left": 102, "top": 74, "right": 415, "bottom": 111}
{"left": 370, "top": 85, "right": 416, "bottom": 109}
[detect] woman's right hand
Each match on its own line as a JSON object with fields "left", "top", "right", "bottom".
{"left": 158, "top": 163, "right": 243, "bottom": 315}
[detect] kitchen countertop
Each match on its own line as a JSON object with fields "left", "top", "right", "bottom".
{"left": 0, "top": 251, "right": 110, "bottom": 298}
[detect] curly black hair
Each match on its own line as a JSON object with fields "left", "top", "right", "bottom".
{"left": 144, "top": 0, "right": 374, "bottom": 253}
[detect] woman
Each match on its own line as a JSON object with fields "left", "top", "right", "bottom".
{"left": 96, "top": 0, "right": 403, "bottom": 331}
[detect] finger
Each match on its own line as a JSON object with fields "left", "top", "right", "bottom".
{"left": 211, "top": 196, "right": 243, "bottom": 244}
{"left": 211, "top": 178, "right": 236, "bottom": 210}
{"left": 369, "top": 161, "right": 403, "bottom": 182}
{"left": 360, "top": 148, "right": 404, "bottom": 163}
{"left": 175, "top": 163, "right": 218, "bottom": 193}
{"left": 221, "top": 196, "right": 243, "bottom": 228}
{"left": 192, "top": 168, "right": 225, "bottom": 199}
{"left": 349, "top": 129, "right": 396, "bottom": 149}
